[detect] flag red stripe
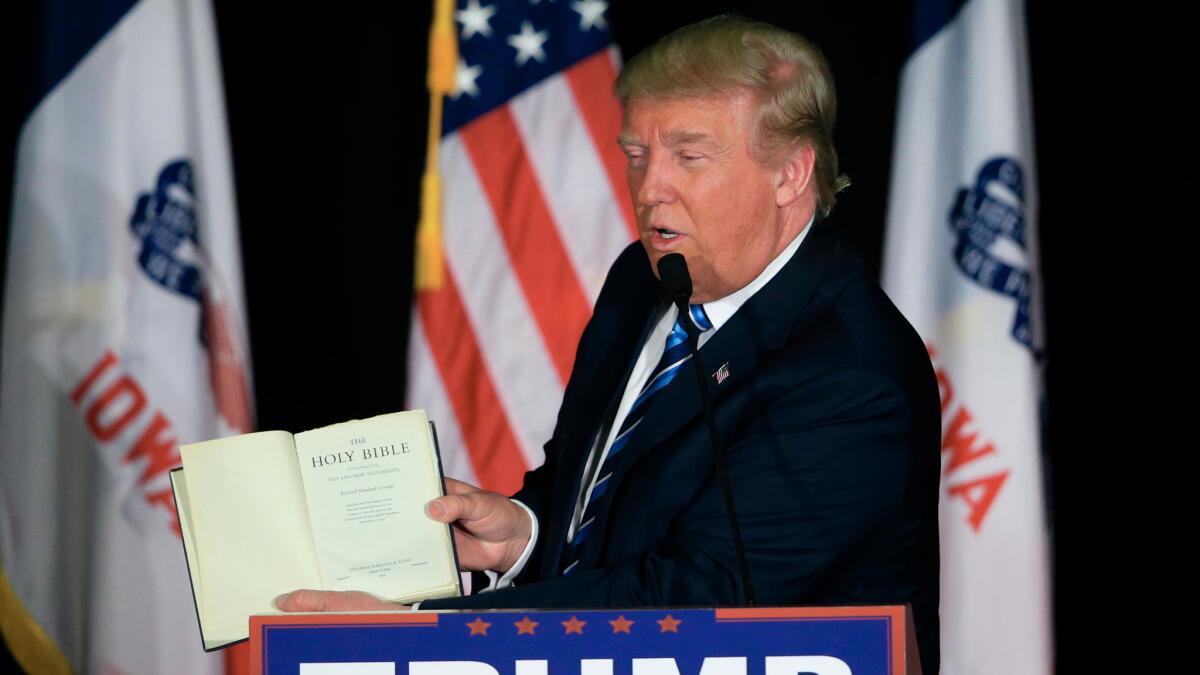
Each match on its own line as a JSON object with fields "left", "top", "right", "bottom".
{"left": 564, "top": 50, "right": 638, "bottom": 240}
{"left": 417, "top": 269, "right": 528, "bottom": 494}
{"left": 460, "top": 107, "right": 592, "bottom": 384}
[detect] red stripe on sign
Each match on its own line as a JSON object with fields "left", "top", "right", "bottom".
{"left": 417, "top": 270, "right": 528, "bottom": 495}
{"left": 226, "top": 643, "right": 250, "bottom": 675}
{"left": 564, "top": 49, "right": 638, "bottom": 241}
{"left": 460, "top": 107, "right": 593, "bottom": 384}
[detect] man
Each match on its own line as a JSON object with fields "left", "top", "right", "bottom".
{"left": 278, "top": 15, "right": 941, "bottom": 674}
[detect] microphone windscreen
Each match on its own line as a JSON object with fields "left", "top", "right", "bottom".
{"left": 657, "top": 253, "right": 692, "bottom": 302}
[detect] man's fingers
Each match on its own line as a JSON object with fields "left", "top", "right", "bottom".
{"left": 273, "top": 589, "right": 330, "bottom": 612}
{"left": 273, "top": 589, "right": 403, "bottom": 613}
{"left": 428, "top": 478, "right": 488, "bottom": 521}
{"left": 443, "top": 477, "right": 478, "bottom": 495}
{"left": 426, "top": 491, "right": 493, "bottom": 523}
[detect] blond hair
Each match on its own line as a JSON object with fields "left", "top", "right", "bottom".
{"left": 616, "top": 15, "right": 850, "bottom": 216}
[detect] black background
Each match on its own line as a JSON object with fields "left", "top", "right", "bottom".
{"left": 2, "top": 2, "right": 1196, "bottom": 672}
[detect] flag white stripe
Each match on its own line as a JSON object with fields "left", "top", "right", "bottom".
{"left": 606, "top": 45, "right": 623, "bottom": 74}
{"left": 406, "top": 318, "right": 481, "bottom": 486}
{"left": 508, "top": 75, "right": 632, "bottom": 300}
{"left": 441, "top": 134, "right": 557, "bottom": 470}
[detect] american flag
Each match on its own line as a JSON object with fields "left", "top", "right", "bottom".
{"left": 407, "top": 0, "right": 635, "bottom": 494}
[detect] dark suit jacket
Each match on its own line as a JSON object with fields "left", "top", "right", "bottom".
{"left": 423, "top": 220, "right": 941, "bottom": 674}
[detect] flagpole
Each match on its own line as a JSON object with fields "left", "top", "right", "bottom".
{"left": 415, "top": 0, "right": 457, "bottom": 291}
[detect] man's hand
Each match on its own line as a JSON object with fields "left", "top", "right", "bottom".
{"left": 426, "top": 478, "right": 532, "bottom": 573}
{"left": 273, "top": 590, "right": 409, "bottom": 612}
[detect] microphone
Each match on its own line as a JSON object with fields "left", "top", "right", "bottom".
{"left": 655, "top": 254, "right": 756, "bottom": 606}
{"left": 657, "top": 253, "right": 692, "bottom": 313}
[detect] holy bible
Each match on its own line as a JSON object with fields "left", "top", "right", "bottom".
{"left": 170, "top": 409, "right": 461, "bottom": 650}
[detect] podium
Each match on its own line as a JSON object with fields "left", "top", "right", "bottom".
{"left": 249, "top": 606, "right": 921, "bottom": 675}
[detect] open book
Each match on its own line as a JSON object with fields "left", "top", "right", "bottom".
{"left": 170, "top": 410, "right": 461, "bottom": 650}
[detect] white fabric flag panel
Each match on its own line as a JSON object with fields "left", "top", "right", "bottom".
{"left": 0, "top": 0, "right": 253, "bottom": 673}
{"left": 882, "top": 0, "right": 1052, "bottom": 673}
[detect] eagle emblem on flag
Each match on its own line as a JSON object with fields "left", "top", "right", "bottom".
{"left": 948, "top": 156, "right": 1036, "bottom": 352}
{"left": 130, "top": 158, "right": 205, "bottom": 303}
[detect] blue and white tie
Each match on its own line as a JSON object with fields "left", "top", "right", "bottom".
{"left": 562, "top": 304, "right": 713, "bottom": 575}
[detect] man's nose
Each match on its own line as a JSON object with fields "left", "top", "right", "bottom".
{"left": 636, "top": 158, "right": 674, "bottom": 206}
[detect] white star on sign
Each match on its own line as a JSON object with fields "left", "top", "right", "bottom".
{"left": 507, "top": 21, "right": 549, "bottom": 66}
{"left": 570, "top": 0, "right": 607, "bottom": 31}
{"left": 451, "top": 59, "right": 483, "bottom": 99}
{"left": 456, "top": 0, "right": 496, "bottom": 40}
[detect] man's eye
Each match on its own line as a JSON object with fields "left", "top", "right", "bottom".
{"left": 680, "top": 153, "right": 704, "bottom": 162}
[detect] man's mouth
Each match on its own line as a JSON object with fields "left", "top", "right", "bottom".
{"left": 646, "top": 225, "right": 686, "bottom": 250}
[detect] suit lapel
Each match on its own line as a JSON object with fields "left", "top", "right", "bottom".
{"left": 596, "top": 220, "right": 840, "bottom": 508}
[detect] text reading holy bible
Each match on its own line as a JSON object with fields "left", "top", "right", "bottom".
{"left": 170, "top": 410, "right": 461, "bottom": 650}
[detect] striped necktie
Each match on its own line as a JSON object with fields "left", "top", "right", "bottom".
{"left": 562, "top": 303, "right": 713, "bottom": 575}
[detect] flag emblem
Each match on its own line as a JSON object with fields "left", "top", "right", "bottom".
{"left": 713, "top": 362, "right": 730, "bottom": 385}
{"left": 949, "top": 156, "right": 1035, "bottom": 351}
{"left": 130, "top": 159, "right": 204, "bottom": 301}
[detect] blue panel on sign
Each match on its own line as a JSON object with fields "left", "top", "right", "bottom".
{"left": 260, "top": 609, "right": 895, "bottom": 675}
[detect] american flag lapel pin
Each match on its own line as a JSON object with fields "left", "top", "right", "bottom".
{"left": 713, "top": 362, "right": 731, "bottom": 384}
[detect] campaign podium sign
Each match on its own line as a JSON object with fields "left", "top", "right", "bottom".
{"left": 249, "top": 606, "right": 921, "bottom": 675}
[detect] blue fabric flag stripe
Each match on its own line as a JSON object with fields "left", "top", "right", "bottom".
{"left": 910, "top": 0, "right": 969, "bottom": 56}
{"left": 15, "top": 0, "right": 141, "bottom": 129}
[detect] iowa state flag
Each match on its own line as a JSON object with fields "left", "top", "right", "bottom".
{"left": 0, "top": 0, "right": 252, "bottom": 673}
{"left": 882, "top": 0, "right": 1051, "bottom": 672}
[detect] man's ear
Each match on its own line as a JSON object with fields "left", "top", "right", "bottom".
{"left": 774, "top": 143, "right": 816, "bottom": 208}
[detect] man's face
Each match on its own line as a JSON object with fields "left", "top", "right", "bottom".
{"left": 619, "top": 93, "right": 791, "bottom": 303}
